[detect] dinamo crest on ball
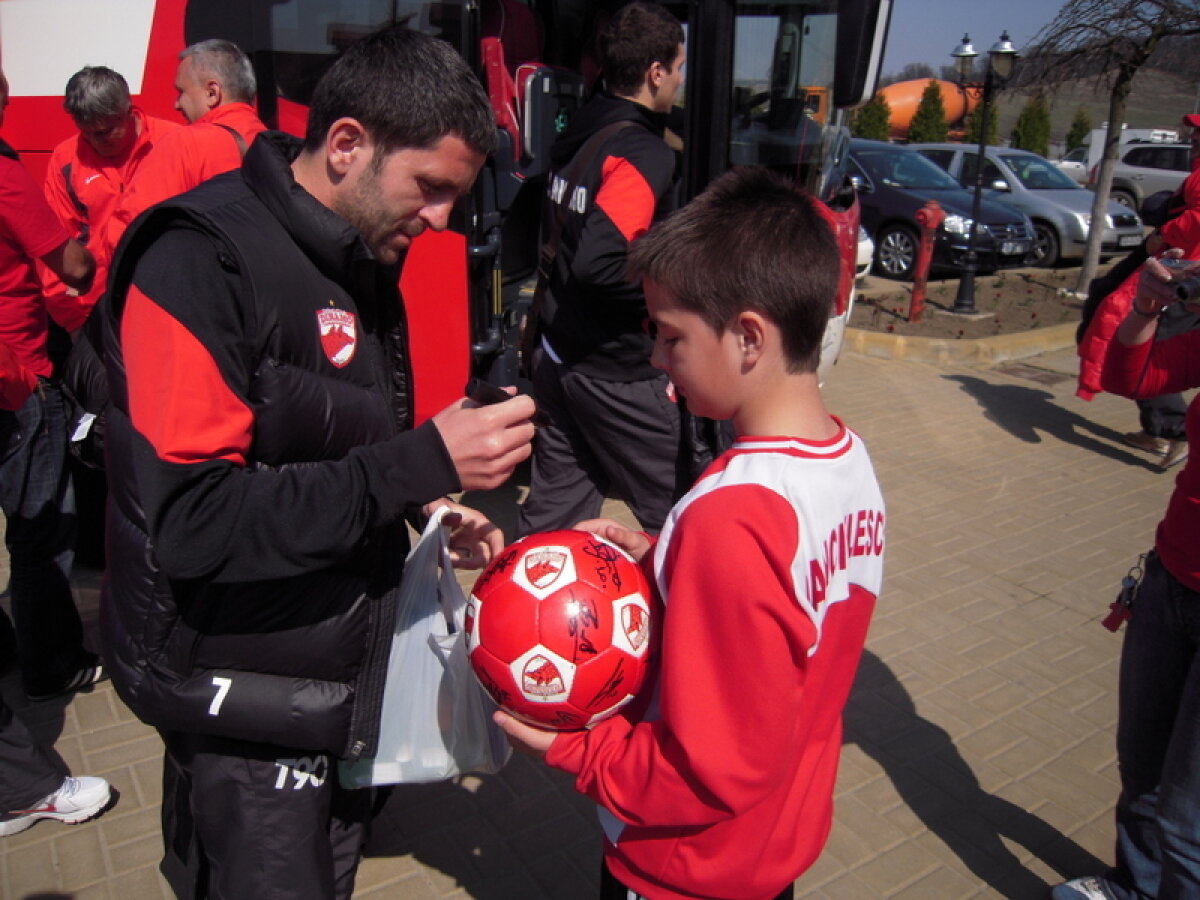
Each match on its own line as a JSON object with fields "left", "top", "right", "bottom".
{"left": 466, "top": 529, "right": 655, "bottom": 731}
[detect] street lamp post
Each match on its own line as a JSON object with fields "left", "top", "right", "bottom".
{"left": 951, "top": 32, "right": 1018, "bottom": 315}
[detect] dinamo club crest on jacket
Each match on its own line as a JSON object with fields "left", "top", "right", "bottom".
{"left": 317, "top": 307, "right": 358, "bottom": 368}
{"left": 466, "top": 529, "right": 656, "bottom": 731}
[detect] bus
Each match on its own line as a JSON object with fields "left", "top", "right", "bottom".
{"left": 1, "top": 0, "right": 891, "bottom": 422}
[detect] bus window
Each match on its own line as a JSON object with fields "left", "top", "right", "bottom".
{"left": 729, "top": 0, "right": 847, "bottom": 203}
{"left": 185, "top": 0, "right": 474, "bottom": 114}
{"left": 268, "top": 0, "right": 472, "bottom": 104}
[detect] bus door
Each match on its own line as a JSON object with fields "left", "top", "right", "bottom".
{"left": 684, "top": 0, "right": 891, "bottom": 375}
{"left": 478, "top": 0, "right": 890, "bottom": 383}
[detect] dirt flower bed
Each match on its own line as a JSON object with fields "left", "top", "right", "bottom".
{"left": 849, "top": 268, "right": 1088, "bottom": 341}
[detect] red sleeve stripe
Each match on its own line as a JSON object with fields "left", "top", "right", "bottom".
{"left": 595, "top": 155, "right": 656, "bottom": 243}
{"left": 121, "top": 284, "right": 252, "bottom": 465}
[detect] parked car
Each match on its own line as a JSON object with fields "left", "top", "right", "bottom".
{"left": 1090, "top": 142, "right": 1190, "bottom": 210}
{"left": 848, "top": 139, "right": 1034, "bottom": 280}
{"left": 1054, "top": 146, "right": 1089, "bottom": 185}
{"left": 912, "top": 144, "right": 1144, "bottom": 267}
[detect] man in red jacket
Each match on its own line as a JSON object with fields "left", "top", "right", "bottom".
{"left": 0, "top": 68, "right": 101, "bottom": 702}
{"left": 43, "top": 66, "right": 179, "bottom": 327}
{"left": 99, "top": 39, "right": 266, "bottom": 259}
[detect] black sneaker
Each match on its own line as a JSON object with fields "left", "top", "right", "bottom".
{"left": 25, "top": 656, "right": 107, "bottom": 702}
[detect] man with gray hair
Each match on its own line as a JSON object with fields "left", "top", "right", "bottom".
{"left": 43, "top": 66, "right": 178, "bottom": 324}
{"left": 173, "top": 38, "right": 257, "bottom": 123}
{"left": 100, "top": 39, "right": 266, "bottom": 257}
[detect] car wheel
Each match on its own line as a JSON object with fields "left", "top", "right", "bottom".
{"left": 1027, "top": 222, "right": 1060, "bottom": 268}
{"left": 1110, "top": 189, "right": 1137, "bottom": 210}
{"left": 874, "top": 224, "right": 919, "bottom": 280}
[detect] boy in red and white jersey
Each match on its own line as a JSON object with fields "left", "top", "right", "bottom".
{"left": 496, "top": 166, "right": 886, "bottom": 900}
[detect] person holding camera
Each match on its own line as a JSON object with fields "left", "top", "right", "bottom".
{"left": 1055, "top": 253, "right": 1200, "bottom": 900}
{"left": 1077, "top": 114, "right": 1200, "bottom": 471}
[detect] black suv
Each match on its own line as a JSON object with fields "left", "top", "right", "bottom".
{"left": 849, "top": 139, "right": 1035, "bottom": 280}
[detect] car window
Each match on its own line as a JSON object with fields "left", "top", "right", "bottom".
{"left": 1000, "top": 154, "right": 1079, "bottom": 189}
{"left": 852, "top": 145, "right": 962, "bottom": 189}
{"left": 918, "top": 148, "right": 955, "bottom": 171}
{"left": 1124, "top": 145, "right": 1189, "bottom": 170}
{"left": 961, "top": 153, "right": 1005, "bottom": 188}
{"left": 1063, "top": 147, "right": 1087, "bottom": 163}
{"left": 1149, "top": 147, "right": 1179, "bottom": 170}
{"left": 1123, "top": 147, "right": 1151, "bottom": 166}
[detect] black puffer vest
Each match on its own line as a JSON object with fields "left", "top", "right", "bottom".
{"left": 100, "top": 133, "right": 415, "bottom": 759}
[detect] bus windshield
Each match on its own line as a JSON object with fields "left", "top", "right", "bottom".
{"left": 185, "top": 0, "right": 472, "bottom": 108}
{"left": 728, "top": 0, "right": 846, "bottom": 201}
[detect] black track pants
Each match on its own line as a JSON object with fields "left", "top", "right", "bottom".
{"left": 158, "top": 730, "right": 372, "bottom": 900}
{"left": 0, "top": 698, "right": 63, "bottom": 811}
{"left": 519, "top": 347, "right": 682, "bottom": 537}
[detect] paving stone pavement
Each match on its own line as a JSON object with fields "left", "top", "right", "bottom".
{"left": 0, "top": 346, "right": 1181, "bottom": 899}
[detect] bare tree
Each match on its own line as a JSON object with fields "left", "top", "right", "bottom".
{"left": 898, "top": 62, "right": 937, "bottom": 82}
{"left": 1024, "top": 0, "right": 1200, "bottom": 293}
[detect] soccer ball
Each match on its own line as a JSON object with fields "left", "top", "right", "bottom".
{"left": 466, "top": 529, "right": 655, "bottom": 731}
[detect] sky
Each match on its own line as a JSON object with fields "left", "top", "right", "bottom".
{"left": 881, "top": 0, "right": 1068, "bottom": 78}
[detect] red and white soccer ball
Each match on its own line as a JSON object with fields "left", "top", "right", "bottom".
{"left": 466, "top": 529, "right": 655, "bottom": 731}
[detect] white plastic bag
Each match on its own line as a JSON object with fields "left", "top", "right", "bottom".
{"left": 339, "top": 508, "right": 511, "bottom": 786}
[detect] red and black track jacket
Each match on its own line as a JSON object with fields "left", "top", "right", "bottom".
{"left": 540, "top": 92, "right": 679, "bottom": 381}
{"left": 100, "top": 132, "right": 459, "bottom": 757}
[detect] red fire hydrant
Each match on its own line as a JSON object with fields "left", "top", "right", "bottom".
{"left": 911, "top": 200, "right": 945, "bottom": 323}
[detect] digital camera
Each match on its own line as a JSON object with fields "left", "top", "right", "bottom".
{"left": 1174, "top": 276, "right": 1200, "bottom": 302}
{"left": 1161, "top": 259, "right": 1200, "bottom": 302}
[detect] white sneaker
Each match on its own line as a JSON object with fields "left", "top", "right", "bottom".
{"left": 1050, "top": 876, "right": 1118, "bottom": 900}
{"left": 0, "top": 776, "right": 112, "bottom": 836}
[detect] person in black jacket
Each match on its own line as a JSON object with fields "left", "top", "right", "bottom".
{"left": 100, "top": 27, "right": 535, "bottom": 900}
{"left": 517, "top": 1, "right": 686, "bottom": 537}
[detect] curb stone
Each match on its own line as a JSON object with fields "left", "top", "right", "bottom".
{"left": 848, "top": 261, "right": 1104, "bottom": 367}
{"left": 844, "top": 322, "right": 1078, "bottom": 366}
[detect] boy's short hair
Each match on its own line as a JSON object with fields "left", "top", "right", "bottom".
{"left": 600, "top": 1, "right": 685, "bottom": 97}
{"left": 628, "top": 166, "right": 838, "bottom": 373}
{"left": 303, "top": 25, "right": 496, "bottom": 161}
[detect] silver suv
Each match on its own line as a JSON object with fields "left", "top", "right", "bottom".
{"left": 914, "top": 144, "right": 1144, "bottom": 267}
{"left": 1091, "top": 142, "right": 1190, "bottom": 210}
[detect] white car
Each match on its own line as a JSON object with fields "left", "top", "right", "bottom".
{"left": 816, "top": 224, "right": 869, "bottom": 385}
{"left": 856, "top": 225, "right": 874, "bottom": 278}
{"left": 1054, "top": 146, "right": 1089, "bottom": 185}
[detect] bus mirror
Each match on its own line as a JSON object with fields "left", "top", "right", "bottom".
{"left": 834, "top": 0, "right": 893, "bottom": 108}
